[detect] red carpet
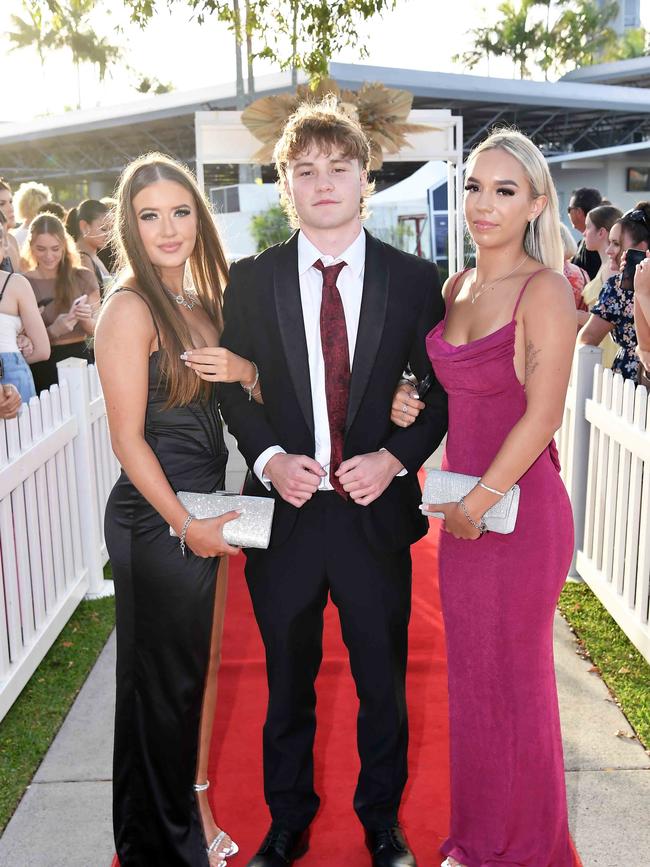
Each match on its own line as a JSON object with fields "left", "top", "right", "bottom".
{"left": 206, "top": 521, "right": 450, "bottom": 865}
{"left": 111, "top": 515, "right": 582, "bottom": 866}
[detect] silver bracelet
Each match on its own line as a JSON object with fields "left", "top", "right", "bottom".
{"left": 241, "top": 362, "right": 259, "bottom": 402}
{"left": 458, "top": 496, "right": 487, "bottom": 536}
{"left": 179, "top": 514, "right": 194, "bottom": 557}
{"left": 478, "top": 480, "right": 507, "bottom": 497}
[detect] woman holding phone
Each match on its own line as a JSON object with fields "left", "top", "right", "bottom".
{"left": 22, "top": 213, "right": 99, "bottom": 392}
{"left": 579, "top": 203, "right": 650, "bottom": 380}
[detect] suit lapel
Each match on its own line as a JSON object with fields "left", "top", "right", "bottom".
{"left": 345, "top": 231, "right": 389, "bottom": 433}
{"left": 273, "top": 232, "right": 315, "bottom": 438}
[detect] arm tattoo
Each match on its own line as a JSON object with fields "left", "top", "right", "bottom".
{"left": 525, "top": 339, "right": 541, "bottom": 380}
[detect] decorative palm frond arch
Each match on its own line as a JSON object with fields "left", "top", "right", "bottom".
{"left": 194, "top": 92, "right": 464, "bottom": 270}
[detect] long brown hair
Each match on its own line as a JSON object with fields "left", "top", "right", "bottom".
{"left": 108, "top": 152, "right": 230, "bottom": 407}
{"left": 25, "top": 214, "right": 85, "bottom": 312}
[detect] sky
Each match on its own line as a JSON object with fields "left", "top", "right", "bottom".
{"left": 1, "top": 0, "right": 650, "bottom": 123}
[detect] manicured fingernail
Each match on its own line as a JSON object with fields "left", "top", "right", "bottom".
{"left": 180, "top": 353, "right": 187, "bottom": 360}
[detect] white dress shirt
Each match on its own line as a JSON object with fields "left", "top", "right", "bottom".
{"left": 254, "top": 229, "right": 366, "bottom": 490}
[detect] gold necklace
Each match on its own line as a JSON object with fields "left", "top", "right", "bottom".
{"left": 470, "top": 254, "right": 529, "bottom": 304}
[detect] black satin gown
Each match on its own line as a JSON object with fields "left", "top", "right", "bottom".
{"left": 105, "top": 299, "right": 227, "bottom": 866}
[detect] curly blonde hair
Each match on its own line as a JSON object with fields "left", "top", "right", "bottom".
{"left": 14, "top": 181, "right": 52, "bottom": 223}
{"left": 273, "top": 97, "right": 375, "bottom": 229}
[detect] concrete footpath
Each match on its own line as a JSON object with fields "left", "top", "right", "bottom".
{"left": 0, "top": 611, "right": 649, "bottom": 867}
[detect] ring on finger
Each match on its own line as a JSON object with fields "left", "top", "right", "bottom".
{"left": 402, "top": 404, "right": 408, "bottom": 414}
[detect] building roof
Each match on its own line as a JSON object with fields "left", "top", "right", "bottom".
{"left": 2, "top": 62, "right": 650, "bottom": 186}
{"left": 561, "top": 56, "right": 650, "bottom": 88}
{"left": 546, "top": 139, "right": 650, "bottom": 164}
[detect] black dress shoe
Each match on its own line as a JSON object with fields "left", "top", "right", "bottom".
{"left": 246, "top": 824, "right": 309, "bottom": 866}
{"left": 365, "top": 826, "right": 417, "bottom": 867}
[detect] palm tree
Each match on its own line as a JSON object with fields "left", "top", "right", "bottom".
{"left": 453, "top": 23, "right": 501, "bottom": 74}
{"left": 46, "top": 0, "right": 122, "bottom": 108}
{"left": 550, "top": 0, "right": 618, "bottom": 74}
{"left": 7, "top": 1, "right": 56, "bottom": 81}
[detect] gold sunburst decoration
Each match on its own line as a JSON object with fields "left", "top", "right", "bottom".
{"left": 241, "top": 79, "right": 436, "bottom": 169}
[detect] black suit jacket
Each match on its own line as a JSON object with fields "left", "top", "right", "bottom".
{"left": 218, "top": 230, "right": 448, "bottom": 551}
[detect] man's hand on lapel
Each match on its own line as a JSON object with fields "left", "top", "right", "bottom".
{"left": 337, "top": 450, "right": 405, "bottom": 506}
{"left": 264, "top": 453, "right": 326, "bottom": 508}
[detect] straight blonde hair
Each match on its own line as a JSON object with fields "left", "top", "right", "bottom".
{"left": 107, "top": 152, "right": 229, "bottom": 408}
{"left": 468, "top": 129, "right": 564, "bottom": 272}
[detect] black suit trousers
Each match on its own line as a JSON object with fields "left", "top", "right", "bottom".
{"left": 244, "top": 491, "right": 412, "bottom": 833}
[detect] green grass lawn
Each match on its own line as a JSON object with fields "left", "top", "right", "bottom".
{"left": 1, "top": 570, "right": 647, "bottom": 835}
{"left": 558, "top": 582, "right": 650, "bottom": 750}
{"left": 0, "top": 571, "right": 115, "bottom": 833}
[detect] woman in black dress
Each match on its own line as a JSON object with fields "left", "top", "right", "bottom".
{"left": 95, "top": 153, "right": 260, "bottom": 867}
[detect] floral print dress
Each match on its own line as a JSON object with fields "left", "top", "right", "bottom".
{"left": 590, "top": 273, "right": 638, "bottom": 379}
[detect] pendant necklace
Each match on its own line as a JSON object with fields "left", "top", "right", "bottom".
{"left": 167, "top": 288, "right": 197, "bottom": 311}
{"left": 470, "top": 254, "right": 529, "bottom": 304}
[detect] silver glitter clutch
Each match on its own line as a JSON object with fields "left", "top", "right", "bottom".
{"left": 421, "top": 469, "right": 520, "bottom": 534}
{"left": 169, "top": 491, "right": 275, "bottom": 549}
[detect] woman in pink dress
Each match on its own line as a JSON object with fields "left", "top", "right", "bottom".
{"left": 397, "top": 129, "right": 578, "bottom": 865}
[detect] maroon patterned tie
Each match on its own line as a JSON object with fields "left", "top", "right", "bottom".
{"left": 314, "top": 258, "right": 349, "bottom": 499}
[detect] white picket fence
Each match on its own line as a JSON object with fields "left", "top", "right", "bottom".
{"left": 2, "top": 346, "right": 650, "bottom": 721}
{"left": 0, "top": 359, "right": 118, "bottom": 721}
{"left": 558, "top": 345, "right": 650, "bottom": 664}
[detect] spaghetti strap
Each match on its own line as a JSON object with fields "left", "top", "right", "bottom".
{"left": 445, "top": 268, "right": 472, "bottom": 319}
{"left": 0, "top": 271, "right": 16, "bottom": 303}
{"left": 512, "top": 268, "right": 551, "bottom": 320}
{"left": 112, "top": 287, "right": 162, "bottom": 351}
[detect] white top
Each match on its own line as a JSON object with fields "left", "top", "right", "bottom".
{"left": 11, "top": 225, "right": 28, "bottom": 249}
{"left": 0, "top": 312, "right": 22, "bottom": 352}
{"left": 254, "top": 229, "right": 366, "bottom": 491}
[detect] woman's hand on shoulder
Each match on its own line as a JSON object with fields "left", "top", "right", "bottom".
{"left": 184, "top": 512, "right": 242, "bottom": 558}
{"left": 182, "top": 346, "right": 256, "bottom": 386}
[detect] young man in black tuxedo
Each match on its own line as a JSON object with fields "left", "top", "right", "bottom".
{"left": 218, "top": 99, "right": 448, "bottom": 867}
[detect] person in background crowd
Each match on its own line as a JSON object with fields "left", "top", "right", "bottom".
{"left": 38, "top": 201, "right": 67, "bottom": 222}
{"left": 98, "top": 197, "right": 119, "bottom": 274}
{"left": 66, "top": 199, "right": 112, "bottom": 292}
{"left": 0, "top": 265, "right": 50, "bottom": 401}
{"left": 559, "top": 223, "right": 588, "bottom": 319}
{"left": 0, "top": 211, "right": 15, "bottom": 274}
{"left": 0, "top": 382, "right": 21, "bottom": 419}
{"left": 22, "top": 214, "right": 99, "bottom": 392}
{"left": 568, "top": 187, "right": 602, "bottom": 280}
{"left": 633, "top": 252, "right": 650, "bottom": 384}
{"left": 12, "top": 181, "right": 52, "bottom": 248}
{"left": 579, "top": 203, "right": 650, "bottom": 380}
{"left": 580, "top": 204, "right": 623, "bottom": 363}
{"left": 0, "top": 179, "right": 21, "bottom": 272}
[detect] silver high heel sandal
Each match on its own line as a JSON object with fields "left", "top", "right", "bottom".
{"left": 194, "top": 781, "right": 240, "bottom": 861}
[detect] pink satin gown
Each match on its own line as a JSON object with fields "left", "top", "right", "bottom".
{"left": 426, "top": 270, "right": 576, "bottom": 866}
